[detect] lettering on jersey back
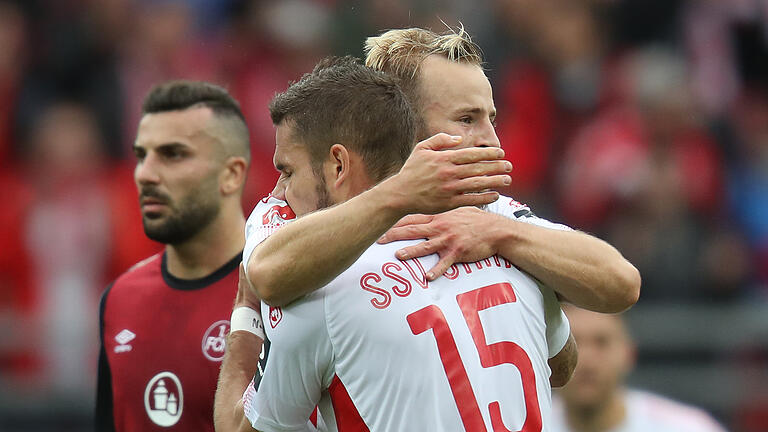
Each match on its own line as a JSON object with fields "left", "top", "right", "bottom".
{"left": 359, "top": 256, "right": 514, "bottom": 310}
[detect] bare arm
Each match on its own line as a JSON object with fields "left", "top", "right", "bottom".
{"left": 214, "top": 332, "right": 261, "bottom": 432}
{"left": 247, "top": 134, "right": 512, "bottom": 306}
{"left": 214, "top": 264, "right": 262, "bottom": 432}
{"left": 492, "top": 219, "right": 640, "bottom": 313}
{"left": 379, "top": 208, "right": 641, "bottom": 313}
{"left": 548, "top": 333, "right": 577, "bottom": 388}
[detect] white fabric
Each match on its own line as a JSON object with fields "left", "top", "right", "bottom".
{"left": 242, "top": 196, "right": 571, "bottom": 431}
{"left": 243, "top": 195, "right": 297, "bottom": 268}
{"left": 551, "top": 389, "right": 727, "bottom": 432}
{"left": 485, "top": 196, "right": 573, "bottom": 232}
{"left": 229, "top": 307, "right": 265, "bottom": 339}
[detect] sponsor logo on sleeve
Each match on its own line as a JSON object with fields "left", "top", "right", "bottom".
{"left": 201, "top": 320, "right": 230, "bottom": 361}
{"left": 144, "top": 371, "right": 183, "bottom": 427}
{"left": 114, "top": 329, "right": 136, "bottom": 353}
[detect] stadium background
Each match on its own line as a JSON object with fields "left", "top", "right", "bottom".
{"left": 0, "top": 0, "right": 766, "bottom": 430}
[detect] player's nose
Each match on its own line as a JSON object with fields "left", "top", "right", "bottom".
{"left": 270, "top": 180, "right": 286, "bottom": 200}
{"left": 134, "top": 156, "right": 161, "bottom": 186}
{"left": 476, "top": 121, "right": 501, "bottom": 148}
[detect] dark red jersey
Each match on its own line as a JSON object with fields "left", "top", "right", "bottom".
{"left": 96, "top": 252, "right": 240, "bottom": 431}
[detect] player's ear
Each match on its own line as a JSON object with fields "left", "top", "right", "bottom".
{"left": 328, "top": 144, "right": 351, "bottom": 187}
{"left": 220, "top": 156, "right": 248, "bottom": 196}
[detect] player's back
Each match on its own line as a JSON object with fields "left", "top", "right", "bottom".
{"left": 257, "top": 240, "right": 567, "bottom": 432}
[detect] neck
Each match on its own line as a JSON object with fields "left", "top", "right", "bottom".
{"left": 165, "top": 206, "right": 245, "bottom": 279}
{"left": 566, "top": 390, "right": 626, "bottom": 432}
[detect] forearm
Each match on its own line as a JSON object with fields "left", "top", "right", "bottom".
{"left": 493, "top": 218, "right": 640, "bottom": 313}
{"left": 548, "top": 333, "right": 577, "bottom": 388}
{"left": 247, "top": 186, "right": 404, "bottom": 306}
{"left": 214, "top": 332, "right": 262, "bottom": 432}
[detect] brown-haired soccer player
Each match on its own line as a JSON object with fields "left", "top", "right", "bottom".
{"left": 96, "top": 81, "right": 249, "bottom": 431}
{"left": 217, "top": 55, "right": 575, "bottom": 432}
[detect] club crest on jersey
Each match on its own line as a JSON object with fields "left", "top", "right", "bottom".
{"left": 262, "top": 204, "right": 296, "bottom": 225}
{"left": 144, "top": 371, "right": 183, "bottom": 427}
{"left": 268, "top": 306, "right": 283, "bottom": 328}
{"left": 201, "top": 320, "right": 230, "bottom": 361}
{"left": 114, "top": 329, "right": 135, "bottom": 353}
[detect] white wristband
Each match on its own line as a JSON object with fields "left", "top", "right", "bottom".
{"left": 230, "top": 307, "right": 265, "bottom": 339}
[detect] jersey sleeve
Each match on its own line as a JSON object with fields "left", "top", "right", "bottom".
{"left": 243, "top": 196, "right": 297, "bottom": 267}
{"left": 486, "top": 196, "right": 572, "bottom": 231}
{"left": 242, "top": 293, "right": 333, "bottom": 431}
{"left": 540, "top": 284, "right": 570, "bottom": 358}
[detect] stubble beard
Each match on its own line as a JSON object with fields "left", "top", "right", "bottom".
{"left": 142, "top": 188, "right": 221, "bottom": 245}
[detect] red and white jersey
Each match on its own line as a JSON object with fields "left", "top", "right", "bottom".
{"left": 551, "top": 389, "right": 727, "bottom": 432}
{"left": 242, "top": 197, "right": 571, "bottom": 431}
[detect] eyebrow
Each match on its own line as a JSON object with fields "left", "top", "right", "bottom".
{"left": 453, "top": 107, "right": 498, "bottom": 117}
{"left": 134, "top": 141, "right": 189, "bottom": 151}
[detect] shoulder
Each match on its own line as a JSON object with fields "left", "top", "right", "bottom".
{"left": 104, "top": 252, "right": 163, "bottom": 303}
{"left": 627, "top": 389, "right": 726, "bottom": 432}
{"left": 119, "top": 253, "right": 163, "bottom": 282}
{"left": 485, "top": 195, "right": 536, "bottom": 219}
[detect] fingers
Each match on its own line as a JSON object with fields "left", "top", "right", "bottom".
{"left": 453, "top": 191, "right": 501, "bottom": 207}
{"left": 379, "top": 225, "right": 430, "bottom": 244}
{"left": 415, "top": 133, "right": 463, "bottom": 151}
{"left": 394, "top": 239, "right": 442, "bottom": 260}
{"left": 448, "top": 146, "right": 505, "bottom": 164}
{"left": 391, "top": 214, "right": 433, "bottom": 229}
{"left": 451, "top": 175, "right": 511, "bottom": 194}
{"left": 454, "top": 160, "right": 512, "bottom": 179}
{"left": 426, "top": 257, "right": 456, "bottom": 281}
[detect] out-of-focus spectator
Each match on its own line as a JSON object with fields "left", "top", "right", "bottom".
{"left": 4, "top": 102, "right": 159, "bottom": 398}
{"left": 552, "top": 305, "right": 727, "bottom": 432}
{"left": 0, "top": 0, "right": 27, "bottom": 166}
{"left": 728, "top": 90, "right": 768, "bottom": 287}
{"left": 558, "top": 47, "right": 728, "bottom": 300}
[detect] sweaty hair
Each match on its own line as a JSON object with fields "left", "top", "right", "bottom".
{"left": 269, "top": 56, "right": 415, "bottom": 182}
{"left": 142, "top": 80, "right": 250, "bottom": 162}
{"left": 364, "top": 26, "right": 483, "bottom": 135}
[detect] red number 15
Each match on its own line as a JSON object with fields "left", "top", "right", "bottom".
{"left": 406, "top": 282, "right": 542, "bottom": 432}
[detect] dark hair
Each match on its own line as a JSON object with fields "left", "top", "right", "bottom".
{"left": 142, "top": 80, "right": 245, "bottom": 121}
{"left": 142, "top": 80, "right": 250, "bottom": 160}
{"left": 269, "top": 56, "right": 415, "bottom": 182}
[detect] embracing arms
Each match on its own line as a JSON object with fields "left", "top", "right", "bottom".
{"left": 246, "top": 134, "right": 512, "bottom": 306}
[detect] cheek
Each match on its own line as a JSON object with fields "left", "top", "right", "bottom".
{"left": 284, "top": 177, "right": 315, "bottom": 216}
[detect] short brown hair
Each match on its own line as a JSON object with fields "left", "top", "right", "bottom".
{"left": 142, "top": 80, "right": 250, "bottom": 161}
{"left": 364, "top": 26, "right": 483, "bottom": 108}
{"left": 269, "top": 56, "right": 415, "bottom": 182}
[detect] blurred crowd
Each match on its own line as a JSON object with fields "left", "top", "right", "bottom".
{"left": 0, "top": 0, "right": 766, "bottom": 430}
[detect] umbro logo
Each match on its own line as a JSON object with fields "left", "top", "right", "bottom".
{"left": 114, "top": 329, "right": 136, "bottom": 353}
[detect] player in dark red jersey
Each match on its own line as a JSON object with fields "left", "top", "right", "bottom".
{"left": 96, "top": 81, "right": 251, "bottom": 431}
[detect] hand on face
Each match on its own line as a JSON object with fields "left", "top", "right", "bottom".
{"left": 377, "top": 207, "right": 503, "bottom": 280}
{"left": 381, "top": 133, "right": 512, "bottom": 215}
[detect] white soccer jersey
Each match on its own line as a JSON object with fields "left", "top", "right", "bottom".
{"left": 551, "top": 389, "right": 727, "bottom": 432}
{"left": 242, "top": 197, "right": 571, "bottom": 432}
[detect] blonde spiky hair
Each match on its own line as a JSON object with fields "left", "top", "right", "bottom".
{"left": 364, "top": 26, "right": 483, "bottom": 80}
{"left": 364, "top": 26, "right": 483, "bottom": 138}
